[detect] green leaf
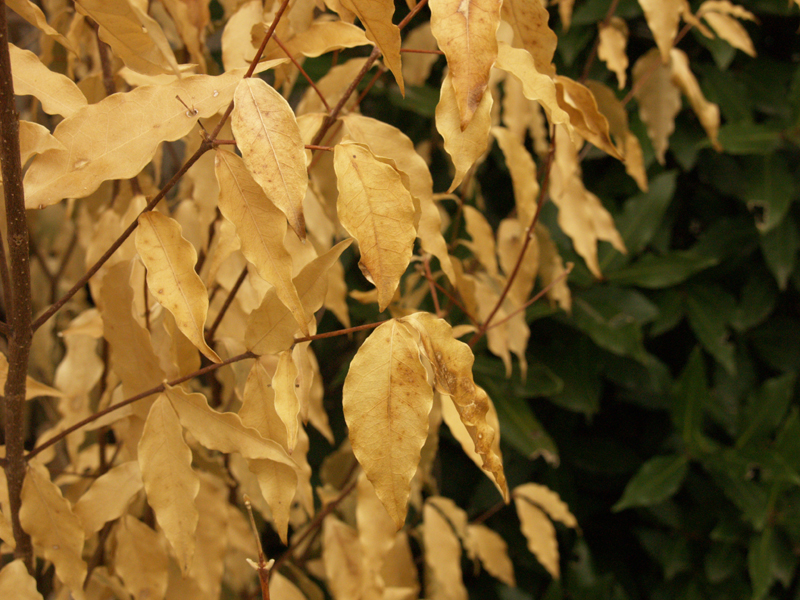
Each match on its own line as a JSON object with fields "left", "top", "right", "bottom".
{"left": 732, "top": 271, "right": 777, "bottom": 332}
{"left": 718, "top": 122, "right": 783, "bottom": 155}
{"left": 737, "top": 372, "right": 796, "bottom": 449}
{"left": 613, "top": 454, "right": 689, "bottom": 512}
{"left": 649, "top": 289, "right": 685, "bottom": 337}
{"left": 742, "top": 154, "right": 795, "bottom": 233}
{"left": 775, "top": 408, "right": 800, "bottom": 474}
{"left": 760, "top": 213, "right": 799, "bottom": 290}
{"left": 748, "top": 528, "right": 775, "bottom": 600}
{"left": 605, "top": 252, "right": 718, "bottom": 288}
{"left": 685, "top": 283, "right": 736, "bottom": 375}
{"left": 534, "top": 335, "right": 602, "bottom": 416}
{"left": 672, "top": 347, "right": 713, "bottom": 453}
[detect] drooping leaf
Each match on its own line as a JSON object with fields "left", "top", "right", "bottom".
{"left": 462, "top": 205, "right": 498, "bottom": 277}
{"left": 492, "top": 126, "right": 540, "bottom": 227}
{"left": 272, "top": 350, "right": 301, "bottom": 453}
{"left": 138, "top": 395, "right": 200, "bottom": 575}
{"left": 698, "top": 0, "right": 757, "bottom": 57}
{"left": 20, "top": 460, "right": 87, "bottom": 600}
{"left": 501, "top": 0, "right": 557, "bottom": 77}
{"left": 514, "top": 483, "right": 578, "bottom": 528}
{"left": 9, "top": 44, "right": 87, "bottom": 118}
{"left": 334, "top": 141, "right": 417, "bottom": 311}
{"left": 633, "top": 48, "right": 682, "bottom": 164}
{"left": 343, "top": 319, "right": 433, "bottom": 528}
{"left": 24, "top": 68, "right": 251, "bottom": 208}
{"left": 403, "top": 312, "right": 508, "bottom": 500}
{"left": 637, "top": 0, "right": 684, "bottom": 62}
{"left": 215, "top": 148, "right": 308, "bottom": 336}
{"left": 514, "top": 495, "right": 560, "bottom": 578}
{"left": 323, "top": 517, "right": 364, "bottom": 600}
{"left": 356, "top": 472, "right": 397, "bottom": 599}
{"left": 554, "top": 76, "right": 623, "bottom": 160}
{"left": 429, "top": 0, "right": 503, "bottom": 129}
{"left": 6, "top": 0, "right": 76, "bottom": 52}
{"left": 231, "top": 77, "right": 309, "bottom": 240}
{"left": 423, "top": 499, "right": 468, "bottom": 600}
{"left": 436, "top": 71, "right": 493, "bottom": 192}
{"left": 164, "top": 385, "right": 298, "bottom": 542}
{"left": 0, "top": 352, "right": 64, "bottom": 400}
{"left": 114, "top": 515, "right": 169, "bottom": 600}
{"left": 340, "top": 0, "right": 404, "bottom": 94}
{"left": 468, "top": 524, "right": 516, "bottom": 586}
{"left": 74, "top": 0, "right": 181, "bottom": 76}
{"left": 669, "top": 48, "right": 722, "bottom": 151}
{"left": 598, "top": 17, "right": 629, "bottom": 88}
{"left": 136, "top": 211, "right": 220, "bottom": 363}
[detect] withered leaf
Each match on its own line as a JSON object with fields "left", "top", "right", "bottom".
{"left": 138, "top": 395, "right": 200, "bottom": 575}
{"left": 272, "top": 349, "right": 301, "bottom": 453}
{"left": 323, "top": 517, "right": 364, "bottom": 600}
{"left": 73, "top": 461, "right": 143, "bottom": 536}
{"left": 334, "top": 141, "right": 416, "bottom": 311}
{"left": 114, "top": 515, "right": 169, "bottom": 600}
{"left": 215, "top": 148, "right": 308, "bottom": 335}
{"left": 468, "top": 524, "right": 516, "bottom": 586}
{"left": 633, "top": 48, "right": 681, "bottom": 164}
{"left": 638, "top": 0, "right": 685, "bottom": 62}
{"left": 501, "top": 0, "right": 557, "bottom": 77}
{"left": 514, "top": 496, "right": 559, "bottom": 578}
{"left": 423, "top": 498, "right": 468, "bottom": 600}
{"left": 429, "top": 0, "right": 503, "bottom": 129}
{"left": 9, "top": 44, "right": 87, "bottom": 118}
{"left": 136, "top": 211, "right": 220, "bottom": 363}
{"left": 342, "top": 319, "right": 433, "bottom": 528}
{"left": 231, "top": 77, "right": 309, "bottom": 240}
{"left": 0, "top": 560, "right": 42, "bottom": 600}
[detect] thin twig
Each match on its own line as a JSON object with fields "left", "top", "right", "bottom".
{"left": 207, "top": 265, "right": 248, "bottom": 340}
{"left": 273, "top": 33, "right": 331, "bottom": 111}
{"left": 422, "top": 255, "right": 442, "bottom": 316}
{"left": 469, "top": 132, "right": 556, "bottom": 348}
{"left": 400, "top": 48, "right": 443, "bottom": 54}
{"left": 579, "top": 0, "right": 621, "bottom": 82}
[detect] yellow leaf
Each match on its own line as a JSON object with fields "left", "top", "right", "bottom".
{"left": 356, "top": 472, "right": 397, "bottom": 599}
{"left": 73, "top": 461, "right": 143, "bottom": 536}
{"left": 138, "top": 395, "right": 200, "bottom": 575}
{"left": 491, "top": 126, "right": 539, "bottom": 227}
{"left": 273, "top": 350, "right": 301, "bottom": 453}
{"left": 436, "top": 71, "right": 493, "bottom": 192}
{"left": 186, "top": 474, "right": 229, "bottom": 598}
{"left": 341, "top": 114, "right": 456, "bottom": 284}
{"left": 669, "top": 48, "right": 722, "bottom": 151}
{"left": 342, "top": 319, "right": 434, "bottom": 528}
{"left": 403, "top": 312, "right": 508, "bottom": 500}
{"left": 20, "top": 460, "right": 87, "bottom": 600}
{"left": 9, "top": 44, "right": 87, "bottom": 118}
{"left": 468, "top": 524, "right": 516, "bottom": 586}
{"left": 700, "top": 9, "right": 756, "bottom": 56}
{"left": 159, "top": 0, "right": 210, "bottom": 72}
{"left": 497, "top": 217, "right": 539, "bottom": 307}
{"left": 246, "top": 239, "right": 352, "bottom": 355}
{"left": 494, "top": 42, "right": 571, "bottom": 131}
{"left": 231, "top": 78, "right": 309, "bottom": 240}
{"left": 215, "top": 149, "right": 308, "bottom": 336}
{"left": 598, "top": 17, "right": 629, "bottom": 89}
{"left": 513, "top": 483, "right": 578, "bottom": 528}
{"left": 501, "top": 0, "right": 557, "bottom": 77}
{"left": 136, "top": 212, "right": 220, "bottom": 363}
{"left": 0, "top": 560, "right": 43, "bottom": 600}
{"left": 638, "top": 0, "right": 685, "bottom": 62}
{"left": 0, "top": 351, "right": 64, "bottom": 400}
{"left": 24, "top": 69, "right": 247, "bottom": 209}
{"left": 297, "top": 57, "right": 376, "bottom": 115}
{"left": 558, "top": 0, "right": 576, "bottom": 30}
{"left": 554, "top": 76, "right": 624, "bottom": 160}
{"left": 633, "top": 48, "right": 681, "bottom": 164}
{"left": 334, "top": 141, "right": 417, "bottom": 311}
{"left": 74, "top": 0, "right": 180, "bottom": 76}
{"left": 6, "top": 0, "right": 76, "bottom": 53}
{"left": 427, "top": 496, "right": 473, "bottom": 558}
{"left": 164, "top": 385, "right": 298, "bottom": 542}
{"left": 270, "top": 572, "right": 308, "bottom": 600}
{"left": 382, "top": 531, "right": 420, "bottom": 596}
{"left": 340, "top": 0, "right": 404, "bottom": 94}
{"left": 423, "top": 499, "right": 467, "bottom": 600}
{"left": 514, "top": 495, "right": 559, "bottom": 578}
{"left": 114, "top": 515, "right": 169, "bottom": 600}
{"left": 429, "top": 0, "right": 503, "bottom": 129}
{"left": 549, "top": 125, "right": 626, "bottom": 278}
{"left": 268, "top": 21, "right": 371, "bottom": 61}
{"left": 462, "top": 205, "right": 498, "bottom": 277}
{"left": 323, "top": 517, "right": 364, "bottom": 600}
{"left": 240, "top": 355, "right": 286, "bottom": 445}
{"left": 221, "top": 0, "right": 263, "bottom": 71}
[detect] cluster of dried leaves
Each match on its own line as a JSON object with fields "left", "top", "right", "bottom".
{"left": 0, "top": 0, "right": 767, "bottom": 598}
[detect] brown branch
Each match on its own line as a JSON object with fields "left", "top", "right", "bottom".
{"left": 0, "top": 228, "right": 12, "bottom": 317}
{"left": 0, "top": 320, "right": 9, "bottom": 336}
{"left": 432, "top": 279, "right": 479, "bottom": 327}
{"left": 422, "top": 255, "right": 442, "bottom": 316}
{"left": 273, "top": 33, "right": 331, "bottom": 112}
{"left": 50, "top": 229, "right": 78, "bottom": 303}
{"left": 0, "top": 0, "right": 34, "bottom": 570}
{"left": 272, "top": 474, "right": 359, "bottom": 572}
{"left": 304, "top": 145, "right": 333, "bottom": 152}
{"left": 207, "top": 265, "right": 248, "bottom": 341}
{"left": 400, "top": 48, "right": 443, "bottom": 54}
{"left": 92, "top": 20, "right": 116, "bottom": 97}
{"left": 293, "top": 320, "right": 385, "bottom": 344}
{"left": 469, "top": 132, "right": 556, "bottom": 348}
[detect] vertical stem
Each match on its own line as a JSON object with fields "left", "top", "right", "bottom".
{"left": 0, "top": 0, "right": 34, "bottom": 571}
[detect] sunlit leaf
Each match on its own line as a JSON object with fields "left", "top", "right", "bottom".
{"left": 9, "top": 44, "right": 87, "bottom": 117}
{"left": 637, "top": 0, "right": 685, "bottom": 62}
{"left": 231, "top": 77, "right": 309, "bottom": 240}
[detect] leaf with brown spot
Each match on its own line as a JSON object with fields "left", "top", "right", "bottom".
{"left": 429, "top": 0, "right": 503, "bottom": 129}
{"left": 501, "top": 0, "right": 557, "bottom": 77}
